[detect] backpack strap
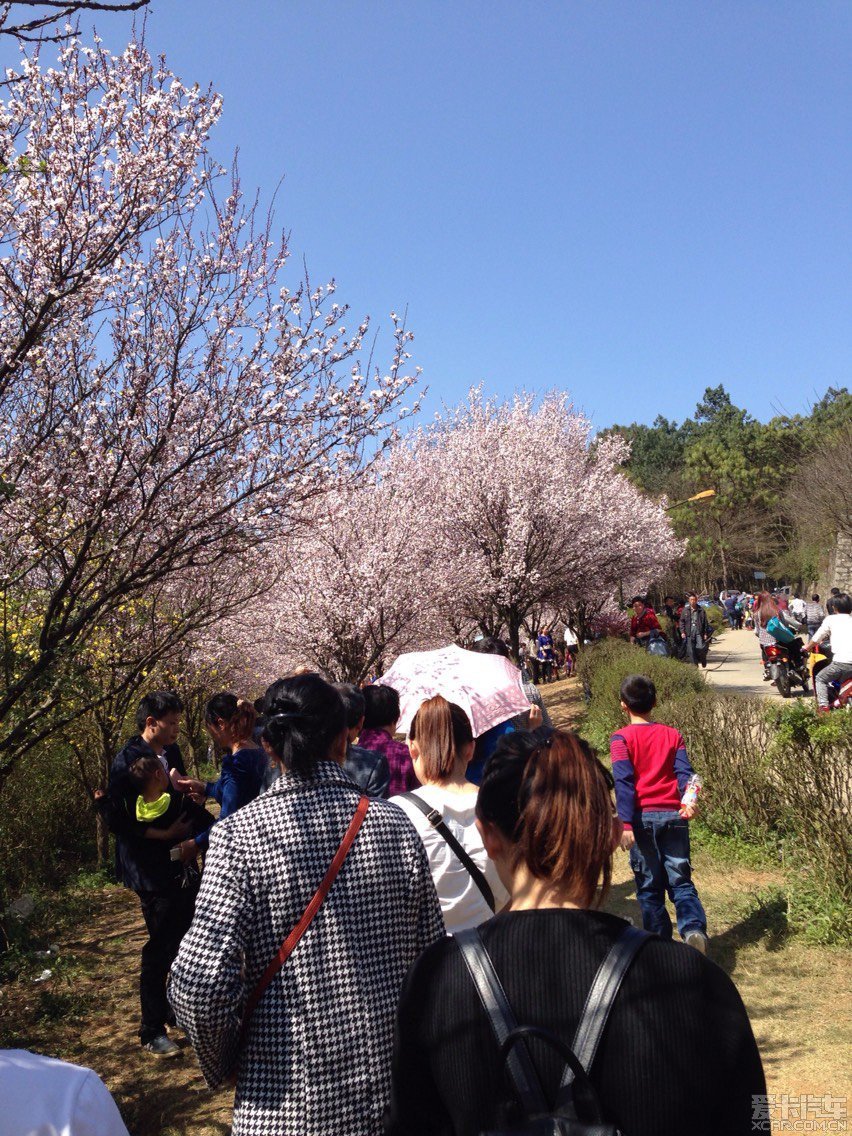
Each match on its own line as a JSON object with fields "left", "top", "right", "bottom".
{"left": 454, "top": 927, "right": 547, "bottom": 1118}
{"left": 401, "top": 792, "right": 495, "bottom": 912}
{"left": 559, "top": 925, "right": 651, "bottom": 1100}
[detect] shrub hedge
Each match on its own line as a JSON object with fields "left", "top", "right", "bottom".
{"left": 576, "top": 638, "right": 706, "bottom": 752}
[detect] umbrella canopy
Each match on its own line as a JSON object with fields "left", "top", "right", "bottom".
{"left": 376, "top": 644, "right": 531, "bottom": 738}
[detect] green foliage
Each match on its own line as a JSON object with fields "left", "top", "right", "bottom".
{"left": 0, "top": 742, "right": 95, "bottom": 897}
{"left": 74, "top": 867, "right": 115, "bottom": 891}
{"left": 610, "top": 383, "right": 852, "bottom": 593}
{"left": 786, "top": 873, "right": 852, "bottom": 947}
{"left": 703, "top": 605, "right": 727, "bottom": 636}
{"left": 689, "top": 821, "right": 780, "bottom": 871}
{"left": 664, "top": 694, "right": 783, "bottom": 841}
{"left": 603, "top": 415, "right": 691, "bottom": 495}
{"left": 576, "top": 639, "right": 706, "bottom": 753}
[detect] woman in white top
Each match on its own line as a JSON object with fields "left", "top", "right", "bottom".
{"left": 393, "top": 696, "right": 508, "bottom": 932}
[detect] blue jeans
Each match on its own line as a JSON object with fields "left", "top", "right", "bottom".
{"left": 628, "top": 811, "right": 706, "bottom": 940}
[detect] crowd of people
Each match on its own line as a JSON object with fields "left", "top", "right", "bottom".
{"left": 45, "top": 634, "right": 771, "bottom": 1136}
{"left": 628, "top": 592, "right": 714, "bottom": 666}
{"left": 625, "top": 586, "right": 852, "bottom": 709}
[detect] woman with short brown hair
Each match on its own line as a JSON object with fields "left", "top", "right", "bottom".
{"left": 392, "top": 695, "right": 508, "bottom": 932}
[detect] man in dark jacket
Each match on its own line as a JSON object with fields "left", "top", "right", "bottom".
{"left": 104, "top": 691, "right": 197, "bottom": 1058}
{"left": 680, "top": 594, "right": 712, "bottom": 667}
{"left": 333, "top": 683, "right": 391, "bottom": 798}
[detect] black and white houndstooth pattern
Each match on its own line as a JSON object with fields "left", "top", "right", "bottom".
{"left": 168, "top": 760, "right": 444, "bottom": 1136}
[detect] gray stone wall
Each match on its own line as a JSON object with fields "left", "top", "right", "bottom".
{"left": 821, "top": 531, "right": 852, "bottom": 595}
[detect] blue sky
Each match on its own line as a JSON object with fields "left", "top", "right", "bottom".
{"left": 36, "top": 2, "right": 852, "bottom": 428}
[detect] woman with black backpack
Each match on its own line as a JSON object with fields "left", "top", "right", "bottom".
{"left": 386, "top": 729, "right": 765, "bottom": 1136}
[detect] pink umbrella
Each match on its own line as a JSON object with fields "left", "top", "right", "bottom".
{"left": 376, "top": 644, "right": 531, "bottom": 738}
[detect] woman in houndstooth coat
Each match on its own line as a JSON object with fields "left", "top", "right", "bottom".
{"left": 168, "top": 674, "right": 444, "bottom": 1136}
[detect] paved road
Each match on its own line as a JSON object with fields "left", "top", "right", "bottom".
{"left": 703, "top": 626, "right": 812, "bottom": 701}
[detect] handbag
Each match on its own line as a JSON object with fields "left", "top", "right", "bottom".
{"left": 454, "top": 924, "right": 650, "bottom": 1134}
{"left": 401, "top": 791, "right": 495, "bottom": 912}
{"left": 646, "top": 632, "right": 669, "bottom": 658}
{"left": 227, "top": 794, "right": 370, "bottom": 1072}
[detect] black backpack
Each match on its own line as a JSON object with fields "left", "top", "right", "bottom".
{"left": 454, "top": 924, "right": 651, "bottom": 1135}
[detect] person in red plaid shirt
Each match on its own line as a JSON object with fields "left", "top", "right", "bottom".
{"left": 629, "top": 596, "right": 662, "bottom": 647}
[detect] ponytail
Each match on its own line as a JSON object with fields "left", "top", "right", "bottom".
{"left": 409, "top": 696, "right": 473, "bottom": 782}
{"left": 477, "top": 730, "right": 615, "bottom": 908}
{"left": 205, "top": 692, "right": 257, "bottom": 740}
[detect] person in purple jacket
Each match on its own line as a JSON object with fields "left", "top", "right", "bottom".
{"left": 359, "top": 683, "right": 418, "bottom": 796}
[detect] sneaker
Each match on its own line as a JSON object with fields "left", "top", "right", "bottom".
{"left": 684, "top": 930, "right": 709, "bottom": 954}
{"left": 142, "top": 1034, "right": 180, "bottom": 1058}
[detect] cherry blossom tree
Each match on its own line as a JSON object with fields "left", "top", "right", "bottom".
{"left": 402, "top": 391, "right": 681, "bottom": 655}
{"left": 0, "top": 35, "right": 419, "bottom": 788}
{"left": 232, "top": 455, "right": 454, "bottom": 684}
{"left": 0, "top": 2, "right": 148, "bottom": 42}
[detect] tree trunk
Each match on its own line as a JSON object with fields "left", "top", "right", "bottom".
{"left": 508, "top": 614, "right": 521, "bottom": 661}
{"left": 96, "top": 811, "right": 110, "bottom": 867}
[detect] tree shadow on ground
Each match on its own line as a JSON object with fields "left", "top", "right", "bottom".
{"left": 709, "top": 892, "right": 789, "bottom": 975}
{"left": 602, "top": 878, "right": 790, "bottom": 978}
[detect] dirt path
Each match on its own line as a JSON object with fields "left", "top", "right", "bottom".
{"left": 1, "top": 678, "right": 847, "bottom": 1134}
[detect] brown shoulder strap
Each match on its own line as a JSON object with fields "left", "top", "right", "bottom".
{"left": 241, "top": 794, "right": 370, "bottom": 1030}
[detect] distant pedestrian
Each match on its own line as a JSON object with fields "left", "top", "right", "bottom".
{"left": 536, "top": 627, "right": 555, "bottom": 682}
{"left": 679, "top": 594, "right": 710, "bottom": 667}
{"left": 805, "top": 594, "right": 826, "bottom": 639}
{"left": 629, "top": 596, "right": 662, "bottom": 649}
{"left": 526, "top": 634, "right": 541, "bottom": 684}
{"left": 723, "top": 594, "right": 738, "bottom": 630}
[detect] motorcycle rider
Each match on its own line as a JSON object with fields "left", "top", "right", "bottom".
{"left": 753, "top": 592, "right": 805, "bottom": 681}
{"left": 805, "top": 593, "right": 852, "bottom": 711}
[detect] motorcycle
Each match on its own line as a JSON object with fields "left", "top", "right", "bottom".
{"left": 764, "top": 641, "right": 810, "bottom": 698}
{"left": 808, "top": 645, "right": 852, "bottom": 710}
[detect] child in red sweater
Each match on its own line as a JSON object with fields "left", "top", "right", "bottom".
{"left": 610, "top": 674, "right": 708, "bottom": 952}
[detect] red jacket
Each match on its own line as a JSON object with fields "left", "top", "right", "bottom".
{"left": 630, "top": 607, "right": 661, "bottom": 638}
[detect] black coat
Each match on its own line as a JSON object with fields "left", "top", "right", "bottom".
{"left": 343, "top": 743, "right": 391, "bottom": 799}
{"left": 106, "top": 737, "right": 195, "bottom": 892}
{"left": 679, "top": 604, "right": 710, "bottom": 643}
